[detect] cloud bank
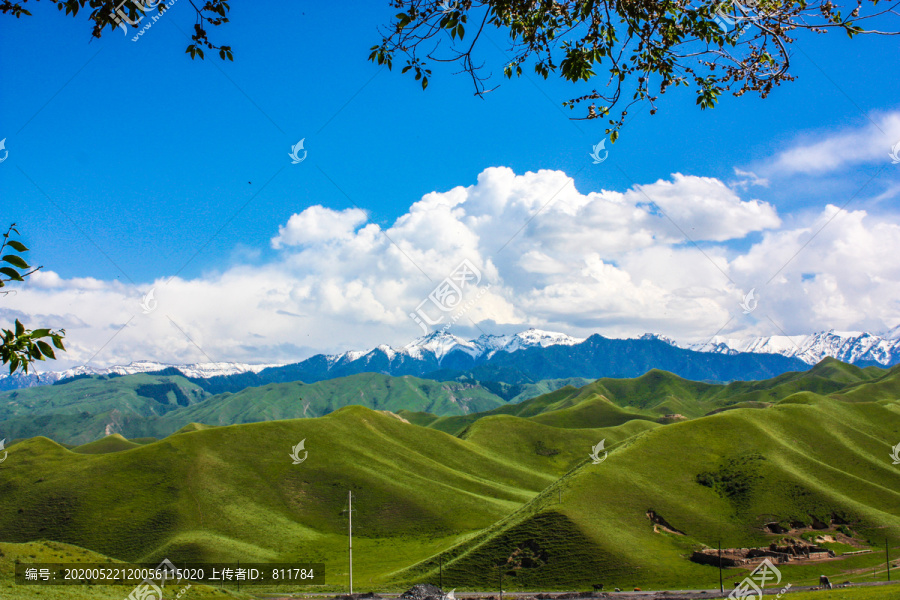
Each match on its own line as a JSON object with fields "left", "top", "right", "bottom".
{"left": 6, "top": 165, "right": 900, "bottom": 369}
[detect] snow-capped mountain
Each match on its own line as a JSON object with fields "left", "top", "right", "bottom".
{"left": 683, "top": 329, "right": 900, "bottom": 367}
{"left": 0, "top": 360, "right": 279, "bottom": 391}
{"left": 323, "top": 328, "right": 584, "bottom": 365}
{"left": 2, "top": 326, "right": 898, "bottom": 394}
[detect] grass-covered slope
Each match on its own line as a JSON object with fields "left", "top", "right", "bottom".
{"left": 405, "top": 358, "right": 888, "bottom": 435}
{"left": 158, "top": 373, "right": 506, "bottom": 428}
{"left": 0, "top": 372, "right": 209, "bottom": 420}
{"left": 0, "top": 372, "right": 212, "bottom": 445}
{"left": 399, "top": 384, "right": 657, "bottom": 435}
{"left": 2, "top": 362, "right": 899, "bottom": 591}
{"left": 395, "top": 393, "right": 900, "bottom": 591}
{"left": 0, "top": 372, "right": 512, "bottom": 445}
{"left": 0, "top": 406, "right": 644, "bottom": 586}
{"left": 70, "top": 433, "right": 142, "bottom": 454}
{"left": 0, "top": 541, "right": 250, "bottom": 600}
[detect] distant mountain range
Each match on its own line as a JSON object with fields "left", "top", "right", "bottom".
{"left": 680, "top": 328, "right": 900, "bottom": 367}
{"left": 0, "top": 360, "right": 277, "bottom": 391}
{"left": 3, "top": 326, "right": 899, "bottom": 392}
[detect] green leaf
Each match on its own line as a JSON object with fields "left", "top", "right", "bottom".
{"left": 36, "top": 341, "right": 56, "bottom": 360}
{"left": 7, "top": 240, "right": 27, "bottom": 252}
{"left": 2, "top": 255, "right": 29, "bottom": 269}
{"left": 0, "top": 267, "right": 23, "bottom": 281}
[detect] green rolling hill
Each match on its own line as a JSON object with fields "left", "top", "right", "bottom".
{"left": 0, "top": 362, "right": 898, "bottom": 591}
{"left": 0, "top": 406, "right": 642, "bottom": 585}
{"left": 0, "top": 371, "right": 594, "bottom": 445}
{"left": 395, "top": 393, "right": 900, "bottom": 591}
{"left": 0, "top": 357, "right": 886, "bottom": 447}
{"left": 402, "top": 358, "right": 888, "bottom": 436}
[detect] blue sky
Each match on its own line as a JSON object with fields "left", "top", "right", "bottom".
{"left": 2, "top": 2, "right": 899, "bottom": 368}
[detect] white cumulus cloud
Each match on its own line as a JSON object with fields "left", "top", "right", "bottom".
{"left": 5, "top": 167, "right": 899, "bottom": 369}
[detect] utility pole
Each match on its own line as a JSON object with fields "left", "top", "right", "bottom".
{"left": 499, "top": 565, "right": 503, "bottom": 600}
{"left": 718, "top": 540, "right": 724, "bottom": 594}
{"left": 349, "top": 491, "right": 354, "bottom": 594}
{"left": 887, "top": 538, "right": 891, "bottom": 582}
{"left": 439, "top": 554, "right": 443, "bottom": 591}
{"left": 342, "top": 491, "right": 355, "bottom": 594}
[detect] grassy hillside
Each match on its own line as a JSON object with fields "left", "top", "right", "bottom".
{"left": 0, "top": 541, "right": 251, "bottom": 599}
{"left": 399, "top": 384, "right": 657, "bottom": 435}
{"left": 393, "top": 392, "right": 900, "bottom": 591}
{"left": 763, "top": 587, "right": 900, "bottom": 600}
{"left": 0, "top": 372, "right": 211, "bottom": 445}
{"left": 2, "top": 361, "right": 898, "bottom": 591}
{"left": 401, "top": 359, "right": 883, "bottom": 436}
{"left": 71, "top": 433, "right": 142, "bottom": 454}
{"left": 0, "top": 372, "right": 592, "bottom": 445}
{"left": 2, "top": 358, "right": 888, "bottom": 446}
{"left": 0, "top": 372, "right": 209, "bottom": 420}
{"left": 0, "top": 406, "right": 646, "bottom": 588}
{"left": 0, "top": 372, "right": 512, "bottom": 444}
{"left": 159, "top": 373, "right": 507, "bottom": 427}
{"left": 1, "top": 389, "right": 899, "bottom": 590}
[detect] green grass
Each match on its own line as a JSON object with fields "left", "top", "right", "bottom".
{"left": 1, "top": 361, "right": 899, "bottom": 591}
{"left": 1, "top": 406, "right": 645, "bottom": 587}
{"left": 70, "top": 434, "right": 141, "bottom": 454}
{"left": 2, "top": 372, "right": 574, "bottom": 445}
{"left": 391, "top": 393, "right": 900, "bottom": 591}
{"left": 762, "top": 585, "right": 900, "bottom": 599}
{"left": 0, "top": 541, "right": 253, "bottom": 600}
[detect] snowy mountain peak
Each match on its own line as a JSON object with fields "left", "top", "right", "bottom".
{"left": 0, "top": 360, "right": 280, "bottom": 390}
{"left": 4, "top": 326, "right": 899, "bottom": 394}
{"left": 684, "top": 329, "right": 900, "bottom": 366}
{"left": 326, "top": 328, "right": 584, "bottom": 365}
{"left": 638, "top": 333, "right": 677, "bottom": 346}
